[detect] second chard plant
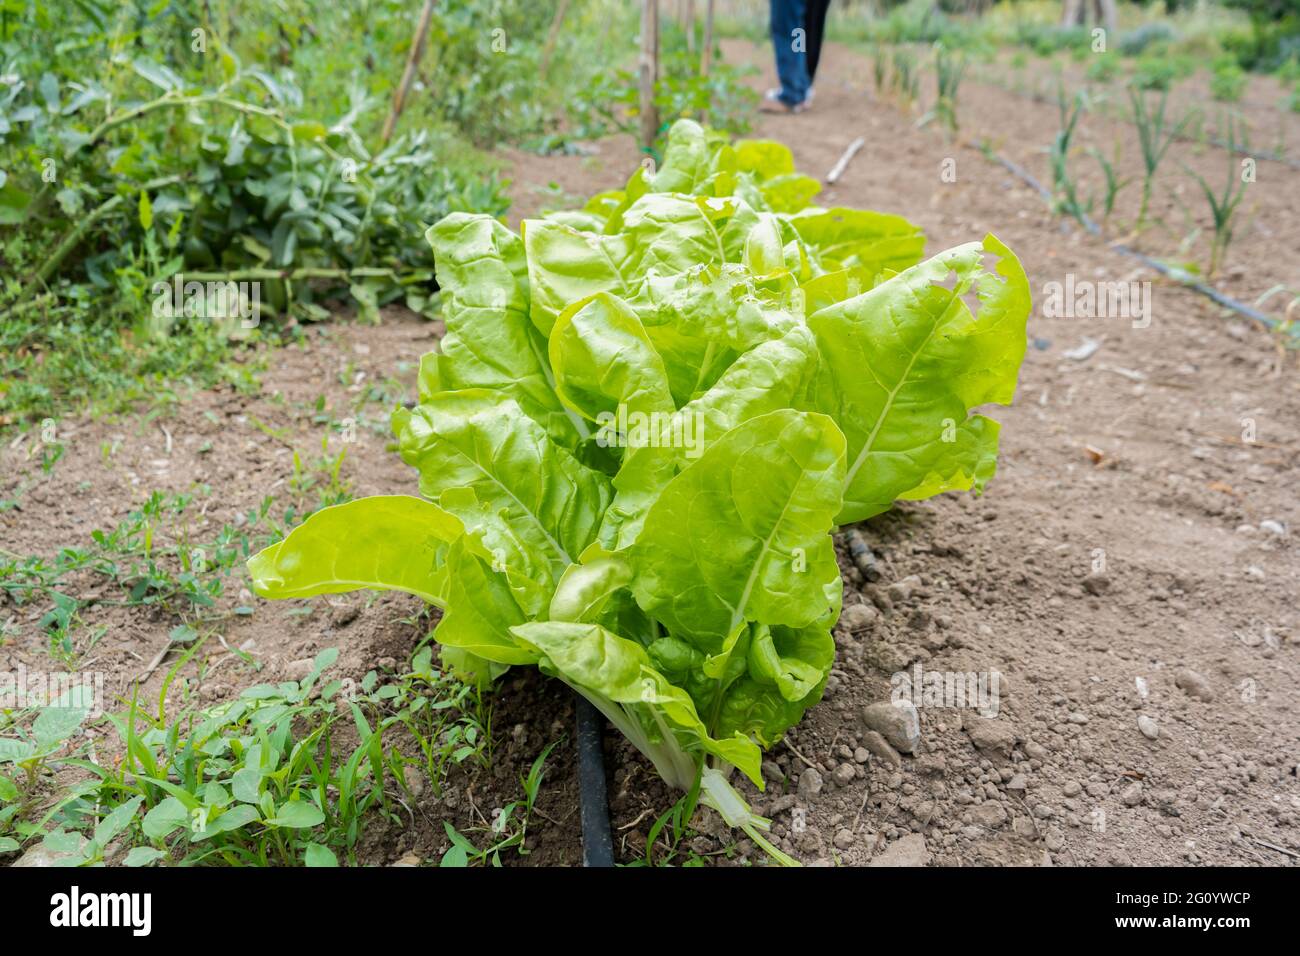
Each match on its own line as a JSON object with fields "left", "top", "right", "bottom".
{"left": 247, "top": 120, "right": 1031, "bottom": 864}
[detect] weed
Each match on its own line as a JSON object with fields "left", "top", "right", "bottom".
{"left": 1210, "top": 56, "right": 1249, "bottom": 101}
{"left": 438, "top": 741, "right": 558, "bottom": 867}
{"left": 892, "top": 48, "right": 921, "bottom": 106}
{"left": 0, "top": 490, "right": 280, "bottom": 662}
{"left": 1086, "top": 56, "right": 1119, "bottom": 84}
{"left": 921, "top": 43, "right": 966, "bottom": 137}
{"left": 0, "top": 645, "right": 496, "bottom": 867}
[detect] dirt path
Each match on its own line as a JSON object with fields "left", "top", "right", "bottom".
{"left": 3, "top": 39, "right": 1296, "bottom": 867}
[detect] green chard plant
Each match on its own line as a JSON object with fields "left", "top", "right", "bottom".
{"left": 246, "top": 120, "right": 1032, "bottom": 864}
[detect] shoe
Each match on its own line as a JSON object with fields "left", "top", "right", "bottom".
{"left": 759, "top": 92, "right": 806, "bottom": 114}
{"left": 807, "top": 84, "right": 816, "bottom": 104}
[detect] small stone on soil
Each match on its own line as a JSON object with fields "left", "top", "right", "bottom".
{"left": 798, "top": 767, "right": 824, "bottom": 800}
{"left": 861, "top": 700, "right": 922, "bottom": 754}
{"left": 842, "top": 602, "right": 877, "bottom": 630}
{"left": 1082, "top": 571, "right": 1110, "bottom": 596}
{"left": 1137, "top": 715, "right": 1160, "bottom": 740}
{"left": 971, "top": 802, "right": 1008, "bottom": 828}
{"left": 285, "top": 658, "right": 314, "bottom": 682}
{"left": 861, "top": 730, "right": 903, "bottom": 768}
{"left": 868, "top": 833, "right": 931, "bottom": 867}
{"left": 1174, "top": 668, "right": 1215, "bottom": 702}
{"left": 965, "top": 717, "right": 1017, "bottom": 756}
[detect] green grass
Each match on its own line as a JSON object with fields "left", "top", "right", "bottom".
{"left": 0, "top": 220, "right": 269, "bottom": 426}
{"left": 439, "top": 741, "right": 556, "bottom": 867}
{"left": 0, "top": 641, "right": 526, "bottom": 866}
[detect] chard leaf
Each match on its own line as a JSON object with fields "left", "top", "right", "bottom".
{"left": 439, "top": 646, "right": 511, "bottom": 689}
{"left": 718, "top": 617, "right": 836, "bottom": 746}
{"left": 760, "top": 173, "right": 823, "bottom": 214}
{"left": 522, "top": 219, "right": 632, "bottom": 336}
{"left": 524, "top": 193, "right": 729, "bottom": 337}
{"left": 742, "top": 212, "right": 787, "bottom": 278}
{"left": 434, "top": 539, "right": 537, "bottom": 666}
{"left": 549, "top": 291, "right": 674, "bottom": 424}
{"left": 426, "top": 213, "right": 583, "bottom": 447}
{"left": 746, "top": 623, "right": 828, "bottom": 703}
{"left": 733, "top": 139, "right": 795, "bottom": 179}
{"left": 622, "top": 265, "right": 797, "bottom": 406}
{"left": 511, "top": 620, "right": 762, "bottom": 787}
{"left": 646, "top": 117, "right": 713, "bottom": 194}
{"left": 548, "top": 547, "right": 634, "bottom": 624}
{"left": 394, "top": 390, "right": 612, "bottom": 592}
{"left": 598, "top": 324, "right": 821, "bottom": 550}
{"left": 808, "top": 234, "right": 1030, "bottom": 524}
{"left": 788, "top": 206, "right": 926, "bottom": 279}
{"left": 629, "top": 409, "right": 845, "bottom": 653}
{"left": 247, "top": 496, "right": 464, "bottom": 605}
{"left": 618, "top": 192, "right": 732, "bottom": 269}
{"left": 679, "top": 324, "right": 821, "bottom": 447}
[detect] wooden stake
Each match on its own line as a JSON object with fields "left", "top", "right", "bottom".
{"left": 826, "top": 136, "right": 866, "bottom": 184}
{"left": 639, "top": 0, "right": 659, "bottom": 152}
{"left": 539, "top": 0, "right": 571, "bottom": 81}
{"left": 701, "top": 0, "right": 714, "bottom": 76}
{"left": 381, "top": 0, "right": 438, "bottom": 145}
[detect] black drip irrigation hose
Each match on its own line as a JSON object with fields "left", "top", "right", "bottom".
{"left": 974, "top": 144, "right": 1280, "bottom": 329}
{"left": 575, "top": 692, "right": 615, "bottom": 867}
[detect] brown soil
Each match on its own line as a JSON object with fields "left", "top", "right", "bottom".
{"left": 957, "top": 49, "right": 1300, "bottom": 304}
{"left": 3, "top": 38, "right": 1297, "bottom": 868}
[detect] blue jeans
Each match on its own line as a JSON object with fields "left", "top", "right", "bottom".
{"left": 770, "top": 0, "right": 809, "bottom": 106}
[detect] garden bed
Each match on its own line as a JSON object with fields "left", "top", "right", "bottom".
{"left": 3, "top": 34, "right": 1297, "bottom": 869}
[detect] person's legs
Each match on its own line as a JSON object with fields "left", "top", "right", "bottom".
{"left": 805, "top": 0, "right": 830, "bottom": 85}
{"left": 769, "top": 0, "right": 809, "bottom": 106}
